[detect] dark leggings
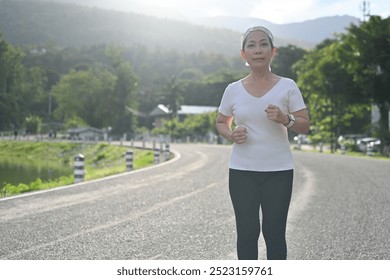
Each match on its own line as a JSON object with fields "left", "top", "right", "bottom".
{"left": 229, "top": 169, "right": 293, "bottom": 260}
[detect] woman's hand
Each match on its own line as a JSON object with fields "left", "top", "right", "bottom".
{"left": 265, "top": 104, "right": 310, "bottom": 134}
{"left": 265, "top": 104, "right": 288, "bottom": 125}
{"left": 216, "top": 113, "right": 249, "bottom": 144}
{"left": 232, "top": 126, "right": 247, "bottom": 144}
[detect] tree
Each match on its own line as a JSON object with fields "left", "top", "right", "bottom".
{"left": 24, "top": 115, "right": 42, "bottom": 134}
{"left": 294, "top": 38, "right": 370, "bottom": 148}
{"left": 272, "top": 45, "right": 307, "bottom": 80}
{"left": 0, "top": 33, "right": 25, "bottom": 130}
{"left": 162, "top": 75, "right": 183, "bottom": 119}
{"left": 52, "top": 46, "right": 139, "bottom": 135}
{"left": 152, "top": 112, "right": 217, "bottom": 142}
{"left": 20, "top": 67, "right": 49, "bottom": 121}
{"left": 52, "top": 66, "right": 117, "bottom": 128}
{"left": 339, "top": 16, "right": 390, "bottom": 139}
{"left": 181, "top": 69, "right": 244, "bottom": 107}
{"left": 105, "top": 46, "right": 139, "bottom": 135}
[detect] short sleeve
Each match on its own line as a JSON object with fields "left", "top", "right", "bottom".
{"left": 218, "top": 84, "right": 233, "bottom": 117}
{"left": 287, "top": 80, "right": 306, "bottom": 113}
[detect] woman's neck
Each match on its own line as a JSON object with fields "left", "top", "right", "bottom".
{"left": 248, "top": 69, "right": 275, "bottom": 81}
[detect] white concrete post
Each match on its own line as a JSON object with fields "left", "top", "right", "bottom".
{"left": 165, "top": 142, "right": 170, "bottom": 161}
{"left": 154, "top": 149, "right": 160, "bottom": 164}
{"left": 341, "top": 144, "right": 346, "bottom": 154}
{"left": 319, "top": 142, "right": 324, "bottom": 153}
{"left": 366, "top": 144, "right": 374, "bottom": 156}
{"left": 126, "top": 149, "right": 133, "bottom": 171}
{"left": 74, "top": 153, "right": 85, "bottom": 183}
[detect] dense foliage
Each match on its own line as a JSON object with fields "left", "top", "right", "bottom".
{"left": 295, "top": 16, "right": 390, "bottom": 151}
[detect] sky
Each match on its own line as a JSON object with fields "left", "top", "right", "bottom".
{"left": 90, "top": 0, "right": 390, "bottom": 24}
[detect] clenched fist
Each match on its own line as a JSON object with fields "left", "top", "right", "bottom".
{"left": 265, "top": 104, "right": 289, "bottom": 125}
{"left": 231, "top": 125, "right": 247, "bottom": 144}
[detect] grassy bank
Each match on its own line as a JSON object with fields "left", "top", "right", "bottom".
{"left": 0, "top": 141, "right": 154, "bottom": 198}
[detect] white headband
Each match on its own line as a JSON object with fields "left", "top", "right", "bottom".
{"left": 241, "top": 26, "right": 274, "bottom": 50}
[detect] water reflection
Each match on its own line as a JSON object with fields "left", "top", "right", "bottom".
{"left": 0, "top": 157, "right": 73, "bottom": 187}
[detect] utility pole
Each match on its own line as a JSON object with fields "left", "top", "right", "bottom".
{"left": 361, "top": 0, "right": 370, "bottom": 22}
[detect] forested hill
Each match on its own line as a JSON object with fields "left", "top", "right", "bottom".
{"left": 0, "top": 0, "right": 240, "bottom": 56}
{"left": 0, "top": 0, "right": 360, "bottom": 54}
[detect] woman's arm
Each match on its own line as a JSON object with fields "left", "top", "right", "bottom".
{"left": 266, "top": 105, "right": 310, "bottom": 134}
{"left": 215, "top": 113, "right": 247, "bottom": 144}
{"left": 289, "top": 109, "right": 310, "bottom": 134}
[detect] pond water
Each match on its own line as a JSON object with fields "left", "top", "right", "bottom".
{"left": 0, "top": 158, "right": 73, "bottom": 188}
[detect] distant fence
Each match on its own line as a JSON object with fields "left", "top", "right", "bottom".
{"left": 0, "top": 131, "right": 218, "bottom": 144}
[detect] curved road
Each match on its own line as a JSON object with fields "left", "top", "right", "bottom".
{"left": 0, "top": 143, "right": 389, "bottom": 260}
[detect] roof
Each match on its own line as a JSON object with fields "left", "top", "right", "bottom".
{"left": 149, "top": 104, "right": 218, "bottom": 117}
{"left": 178, "top": 105, "right": 217, "bottom": 115}
{"left": 150, "top": 104, "right": 170, "bottom": 116}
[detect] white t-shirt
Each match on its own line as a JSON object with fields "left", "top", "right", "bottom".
{"left": 218, "top": 77, "right": 306, "bottom": 172}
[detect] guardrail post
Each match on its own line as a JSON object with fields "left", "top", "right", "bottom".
{"left": 126, "top": 149, "right": 133, "bottom": 171}
{"left": 366, "top": 144, "right": 374, "bottom": 156}
{"left": 154, "top": 149, "right": 160, "bottom": 164}
{"left": 74, "top": 153, "right": 85, "bottom": 183}
{"left": 165, "top": 142, "right": 170, "bottom": 161}
{"left": 319, "top": 142, "right": 324, "bottom": 153}
{"left": 341, "top": 144, "right": 346, "bottom": 154}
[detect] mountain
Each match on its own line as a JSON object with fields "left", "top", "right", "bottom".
{"left": 191, "top": 15, "right": 361, "bottom": 47}
{"left": 28, "top": 0, "right": 361, "bottom": 45}
{"left": 0, "top": 0, "right": 360, "bottom": 54}
{"left": 0, "top": 0, "right": 240, "bottom": 56}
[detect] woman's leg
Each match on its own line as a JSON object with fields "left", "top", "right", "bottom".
{"left": 229, "top": 169, "right": 261, "bottom": 260}
{"left": 260, "top": 170, "right": 293, "bottom": 260}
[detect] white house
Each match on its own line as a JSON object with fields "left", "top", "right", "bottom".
{"left": 177, "top": 105, "right": 218, "bottom": 119}
{"left": 68, "top": 127, "right": 103, "bottom": 141}
{"left": 149, "top": 104, "right": 171, "bottom": 128}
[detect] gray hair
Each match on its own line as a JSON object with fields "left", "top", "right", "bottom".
{"left": 241, "top": 26, "right": 274, "bottom": 50}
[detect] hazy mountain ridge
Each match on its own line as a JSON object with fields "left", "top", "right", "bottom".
{"left": 0, "top": 0, "right": 360, "bottom": 53}
{"left": 1, "top": 0, "right": 240, "bottom": 55}
{"left": 192, "top": 15, "right": 360, "bottom": 45}
{"left": 33, "top": 0, "right": 361, "bottom": 44}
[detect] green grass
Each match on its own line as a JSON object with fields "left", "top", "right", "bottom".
{"left": 0, "top": 141, "right": 156, "bottom": 198}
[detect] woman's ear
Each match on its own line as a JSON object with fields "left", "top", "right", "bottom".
{"left": 270, "top": 48, "right": 277, "bottom": 64}
{"left": 272, "top": 47, "right": 277, "bottom": 57}
{"left": 241, "top": 50, "right": 250, "bottom": 66}
{"left": 241, "top": 50, "right": 246, "bottom": 61}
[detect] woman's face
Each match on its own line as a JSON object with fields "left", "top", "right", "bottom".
{"left": 241, "top": 31, "right": 276, "bottom": 68}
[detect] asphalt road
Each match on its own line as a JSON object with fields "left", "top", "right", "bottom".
{"left": 0, "top": 143, "right": 389, "bottom": 260}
